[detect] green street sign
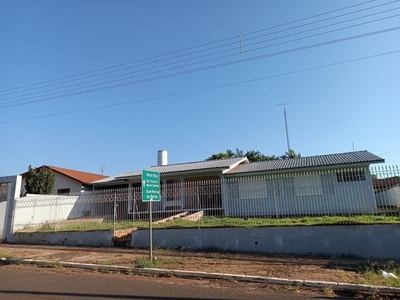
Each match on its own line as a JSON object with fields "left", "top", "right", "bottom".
{"left": 141, "top": 169, "right": 161, "bottom": 202}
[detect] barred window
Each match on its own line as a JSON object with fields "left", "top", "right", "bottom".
{"left": 336, "top": 170, "right": 365, "bottom": 182}
{"left": 57, "top": 188, "right": 70, "bottom": 195}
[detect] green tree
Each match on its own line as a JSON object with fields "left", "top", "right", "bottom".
{"left": 280, "top": 149, "right": 301, "bottom": 160}
{"left": 205, "top": 149, "right": 235, "bottom": 161}
{"left": 25, "top": 165, "right": 55, "bottom": 195}
{"left": 244, "top": 150, "right": 277, "bottom": 162}
{"left": 206, "top": 148, "right": 277, "bottom": 163}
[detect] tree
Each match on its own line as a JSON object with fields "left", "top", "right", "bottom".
{"left": 244, "top": 150, "right": 277, "bottom": 162}
{"left": 205, "top": 149, "right": 236, "bottom": 161}
{"left": 25, "top": 165, "right": 55, "bottom": 195}
{"left": 206, "top": 148, "right": 276, "bottom": 163}
{"left": 280, "top": 149, "right": 301, "bottom": 160}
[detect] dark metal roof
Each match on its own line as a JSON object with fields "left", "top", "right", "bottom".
{"left": 113, "top": 157, "right": 248, "bottom": 179}
{"left": 225, "top": 150, "right": 384, "bottom": 175}
{"left": 92, "top": 151, "right": 384, "bottom": 184}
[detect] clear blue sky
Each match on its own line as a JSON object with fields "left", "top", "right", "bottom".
{"left": 1, "top": 0, "right": 399, "bottom": 177}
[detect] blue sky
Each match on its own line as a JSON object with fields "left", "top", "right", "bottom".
{"left": 1, "top": 0, "right": 399, "bottom": 177}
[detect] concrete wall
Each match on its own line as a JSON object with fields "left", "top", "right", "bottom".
{"left": 131, "top": 225, "right": 400, "bottom": 260}
{"left": 12, "top": 194, "right": 80, "bottom": 231}
{"left": 0, "top": 175, "right": 22, "bottom": 242}
{"left": 0, "top": 201, "right": 7, "bottom": 239}
{"left": 6, "top": 231, "right": 113, "bottom": 247}
{"left": 375, "top": 186, "right": 400, "bottom": 207}
{"left": 6, "top": 224, "right": 400, "bottom": 260}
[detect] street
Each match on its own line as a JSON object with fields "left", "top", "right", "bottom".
{"left": 0, "top": 264, "right": 357, "bottom": 300}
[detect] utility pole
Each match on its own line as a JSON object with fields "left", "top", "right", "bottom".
{"left": 276, "top": 102, "right": 291, "bottom": 152}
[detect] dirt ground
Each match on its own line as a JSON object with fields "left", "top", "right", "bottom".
{"left": 0, "top": 243, "right": 370, "bottom": 283}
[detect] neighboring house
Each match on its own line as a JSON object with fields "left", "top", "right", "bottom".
{"left": 21, "top": 166, "right": 107, "bottom": 196}
{"left": 91, "top": 150, "right": 384, "bottom": 217}
{"left": 373, "top": 176, "right": 400, "bottom": 207}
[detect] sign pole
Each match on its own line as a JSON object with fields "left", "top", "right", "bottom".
{"left": 149, "top": 200, "right": 153, "bottom": 261}
{"left": 141, "top": 170, "right": 160, "bottom": 262}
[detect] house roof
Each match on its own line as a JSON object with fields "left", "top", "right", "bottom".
{"left": 373, "top": 176, "right": 400, "bottom": 191}
{"left": 225, "top": 150, "right": 384, "bottom": 175}
{"left": 92, "top": 157, "right": 249, "bottom": 184}
{"left": 118, "top": 157, "right": 248, "bottom": 178}
{"left": 91, "top": 150, "right": 384, "bottom": 185}
{"left": 21, "top": 166, "right": 107, "bottom": 185}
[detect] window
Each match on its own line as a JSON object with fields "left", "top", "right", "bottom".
{"left": 336, "top": 170, "right": 365, "bottom": 182}
{"left": 294, "top": 175, "right": 323, "bottom": 196}
{"left": 269, "top": 173, "right": 334, "bottom": 197}
{"left": 57, "top": 188, "right": 70, "bottom": 195}
{"left": 0, "top": 183, "right": 10, "bottom": 202}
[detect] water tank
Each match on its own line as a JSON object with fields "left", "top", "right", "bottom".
{"left": 157, "top": 150, "right": 168, "bottom": 166}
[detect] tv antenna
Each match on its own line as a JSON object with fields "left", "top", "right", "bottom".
{"left": 276, "top": 102, "right": 291, "bottom": 152}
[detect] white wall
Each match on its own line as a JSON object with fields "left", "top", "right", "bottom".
{"left": 375, "top": 186, "right": 400, "bottom": 207}
{"left": 0, "top": 175, "right": 22, "bottom": 241}
{"left": 12, "top": 194, "right": 79, "bottom": 232}
{"left": 0, "top": 201, "right": 7, "bottom": 239}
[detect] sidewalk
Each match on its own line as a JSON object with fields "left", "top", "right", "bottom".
{"left": 1, "top": 243, "right": 399, "bottom": 297}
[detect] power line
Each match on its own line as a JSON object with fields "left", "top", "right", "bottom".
{"left": 242, "top": 0, "right": 399, "bottom": 43}
{"left": 1, "top": 49, "right": 398, "bottom": 124}
{"left": 0, "top": 0, "right": 384, "bottom": 96}
{"left": 1, "top": 24, "right": 399, "bottom": 110}
{"left": 2, "top": 6, "right": 398, "bottom": 105}
{"left": 0, "top": 149, "right": 38, "bottom": 166}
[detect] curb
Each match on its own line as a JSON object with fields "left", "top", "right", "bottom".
{"left": 5, "top": 257, "right": 400, "bottom": 295}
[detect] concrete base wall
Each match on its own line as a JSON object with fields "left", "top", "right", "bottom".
{"left": 131, "top": 225, "right": 400, "bottom": 260}
{"left": 7, "top": 231, "right": 113, "bottom": 247}
{"left": 6, "top": 225, "right": 400, "bottom": 260}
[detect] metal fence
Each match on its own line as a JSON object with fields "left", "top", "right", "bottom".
{"left": 11, "top": 165, "right": 400, "bottom": 233}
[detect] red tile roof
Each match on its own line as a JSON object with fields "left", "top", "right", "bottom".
{"left": 21, "top": 166, "right": 107, "bottom": 185}
{"left": 50, "top": 166, "right": 108, "bottom": 184}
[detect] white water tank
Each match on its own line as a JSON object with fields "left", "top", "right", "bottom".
{"left": 158, "top": 150, "right": 168, "bottom": 166}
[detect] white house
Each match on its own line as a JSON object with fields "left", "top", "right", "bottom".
{"left": 21, "top": 166, "right": 107, "bottom": 196}
{"left": 91, "top": 150, "right": 384, "bottom": 217}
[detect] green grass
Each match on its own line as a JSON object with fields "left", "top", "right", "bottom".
{"left": 133, "top": 256, "right": 183, "bottom": 269}
{"left": 0, "top": 251, "right": 12, "bottom": 259}
{"left": 16, "top": 213, "right": 400, "bottom": 233}
{"left": 357, "top": 260, "right": 400, "bottom": 287}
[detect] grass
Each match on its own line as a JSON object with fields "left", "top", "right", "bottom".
{"left": 133, "top": 256, "right": 183, "bottom": 269}
{"left": 134, "top": 257, "right": 160, "bottom": 268}
{"left": 17, "top": 213, "right": 400, "bottom": 233}
{"left": 357, "top": 260, "right": 400, "bottom": 288}
{"left": 0, "top": 251, "right": 12, "bottom": 259}
{"left": 45, "top": 263, "right": 62, "bottom": 268}
{"left": 322, "top": 287, "right": 334, "bottom": 296}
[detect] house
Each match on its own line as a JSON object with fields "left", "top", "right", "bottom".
{"left": 21, "top": 166, "right": 107, "bottom": 196}
{"left": 91, "top": 150, "right": 384, "bottom": 218}
{"left": 373, "top": 176, "right": 400, "bottom": 207}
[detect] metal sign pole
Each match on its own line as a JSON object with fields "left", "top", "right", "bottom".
{"left": 149, "top": 200, "right": 153, "bottom": 261}
{"left": 141, "top": 170, "right": 160, "bottom": 263}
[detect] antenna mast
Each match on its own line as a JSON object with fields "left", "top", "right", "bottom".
{"left": 276, "top": 102, "right": 291, "bottom": 152}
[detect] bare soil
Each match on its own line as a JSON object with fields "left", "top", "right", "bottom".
{"left": 0, "top": 243, "right": 367, "bottom": 282}
{"left": 0, "top": 243, "right": 395, "bottom": 299}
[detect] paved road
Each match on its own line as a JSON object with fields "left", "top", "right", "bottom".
{"left": 0, "top": 264, "right": 357, "bottom": 300}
